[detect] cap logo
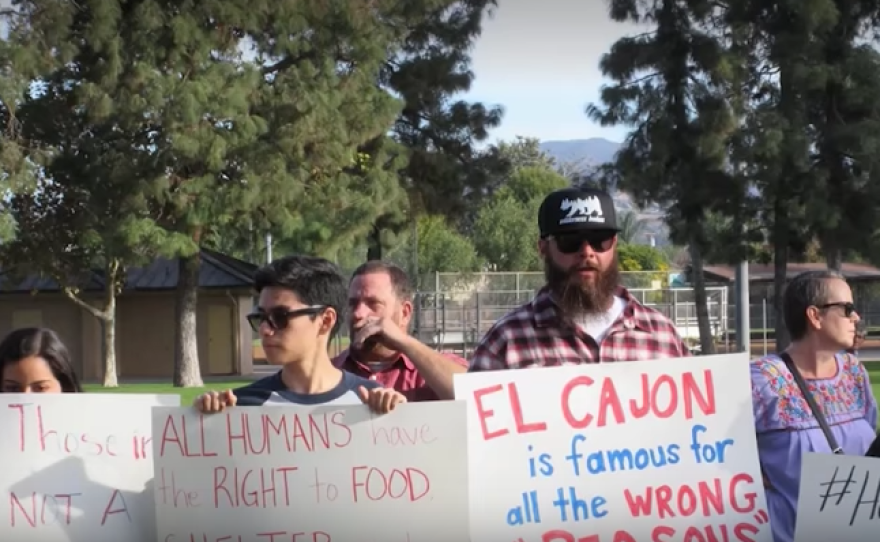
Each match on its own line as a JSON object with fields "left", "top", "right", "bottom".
{"left": 559, "top": 196, "right": 605, "bottom": 225}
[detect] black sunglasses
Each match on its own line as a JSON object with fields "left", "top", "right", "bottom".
{"left": 550, "top": 232, "right": 616, "bottom": 254}
{"left": 818, "top": 302, "right": 857, "bottom": 318}
{"left": 246, "top": 306, "right": 327, "bottom": 332}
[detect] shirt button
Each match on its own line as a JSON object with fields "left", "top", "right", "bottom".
{"left": 370, "top": 375, "right": 377, "bottom": 381}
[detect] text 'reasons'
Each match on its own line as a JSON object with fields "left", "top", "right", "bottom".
{"left": 0, "top": 394, "right": 180, "bottom": 542}
{"left": 151, "top": 402, "right": 469, "bottom": 542}
{"left": 453, "top": 353, "right": 773, "bottom": 542}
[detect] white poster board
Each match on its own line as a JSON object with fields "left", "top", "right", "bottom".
{"left": 454, "top": 353, "right": 772, "bottom": 542}
{"left": 795, "top": 452, "right": 880, "bottom": 541}
{"left": 0, "top": 393, "right": 180, "bottom": 542}
{"left": 152, "top": 402, "right": 469, "bottom": 542}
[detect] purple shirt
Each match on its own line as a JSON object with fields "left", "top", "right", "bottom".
{"left": 752, "top": 353, "right": 878, "bottom": 542}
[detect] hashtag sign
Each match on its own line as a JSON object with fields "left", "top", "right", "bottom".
{"left": 818, "top": 465, "right": 857, "bottom": 511}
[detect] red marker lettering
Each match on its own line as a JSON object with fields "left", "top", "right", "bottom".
{"left": 473, "top": 384, "right": 506, "bottom": 440}
{"left": 370, "top": 421, "right": 436, "bottom": 447}
{"left": 329, "top": 411, "right": 352, "bottom": 447}
{"left": 350, "top": 466, "right": 430, "bottom": 503}
{"left": 518, "top": 530, "right": 634, "bottom": 542}
{"left": 9, "top": 404, "right": 26, "bottom": 452}
{"left": 159, "top": 415, "right": 184, "bottom": 457}
{"left": 157, "top": 468, "right": 202, "bottom": 508}
{"left": 473, "top": 382, "right": 547, "bottom": 442}
{"left": 629, "top": 370, "right": 716, "bottom": 421}
{"left": 100, "top": 489, "right": 130, "bottom": 525}
{"left": 9, "top": 492, "right": 82, "bottom": 527}
{"left": 624, "top": 474, "right": 757, "bottom": 519}
{"left": 650, "top": 523, "right": 760, "bottom": 542}
{"left": 198, "top": 415, "right": 218, "bottom": 456}
{"left": 37, "top": 405, "right": 55, "bottom": 452}
{"left": 212, "top": 466, "right": 298, "bottom": 508}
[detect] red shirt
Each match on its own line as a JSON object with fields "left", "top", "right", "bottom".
{"left": 470, "top": 286, "right": 690, "bottom": 371}
{"left": 332, "top": 348, "right": 468, "bottom": 401}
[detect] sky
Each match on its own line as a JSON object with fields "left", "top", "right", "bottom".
{"left": 0, "top": 0, "right": 639, "bottom": 145}
{"left": 464, "top": 0, "right": 645, "bottom": 144}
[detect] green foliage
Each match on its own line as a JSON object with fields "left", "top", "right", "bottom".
{"left": 497, "top": 166, "right": 570, "bottom": 205}
{"left": 495, "top": 137, "right": 556, "bottom": 173}
{"left": 617, "top": 244, "right": 670, "bottom": 273}
{"left": 471, "top": 157, "right": 569, "bottom": 271}
{"left": 616, "top": 210, "right": 648, "bottom": 245}
{"left": 416, "top": 215, "right": 482, "bottom": 273}
{"left": 473, "top": 195, "right": 540, "bottom": 272}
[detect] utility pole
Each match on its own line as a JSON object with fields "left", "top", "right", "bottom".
{"left": 735, "top": 260, "right": 750, "bottom": 353}
{"left": 265, "top": 233, "right": 273, "bottom": 263}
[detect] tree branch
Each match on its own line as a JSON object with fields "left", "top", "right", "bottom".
{"left": 261, "top": 50, "right": 318, "bottom": 75}
{"left": 62, "top": 287, "right": 108, "bottom": 321}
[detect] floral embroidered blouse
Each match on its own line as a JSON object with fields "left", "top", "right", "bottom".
{"left": 751, "top": 352, "right": 877, "bottom": 542}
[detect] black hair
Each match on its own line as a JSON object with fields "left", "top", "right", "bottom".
{"left": 783, "top": 270, "right": 846, "bottom": 341}
{"left": 254, "top": 255, "right": 348, "bottom": 339}
{"left": 351, "top": 260, "right": 414, "bottom": 301}
{"left": 0, "top": 327, "right": 83, "bottom": 393}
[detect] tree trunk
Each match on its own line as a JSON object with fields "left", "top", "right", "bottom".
{"left": 101, "top": 260, "right": 119, "bottom": 387}
{"left": 61, "top": 259, "right": 123, "bottom": 387}
{"left": 174, "top": 253, "right": 203, "bottom": 387}
{"left": 366, "top": 224, "right": 382, "bottom": 260}
{"left": 823, "top": 238, "right": 843, "bottom": 272}
{"left": 688, "top": 242, "right": 716, "bottom": 355}
{"left": 772, "top": 217, "right": 791, "bottom": 351}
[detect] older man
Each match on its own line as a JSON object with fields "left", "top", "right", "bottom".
{"left": 470, "top": 187, "right": 690, "bottom": 371}
{"left": 333, "top": 261, "right": 467, "bottom": 401}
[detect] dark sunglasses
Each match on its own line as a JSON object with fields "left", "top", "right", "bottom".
{"left": 246, "top": 306, "right": 327, "bottom": 332}
{"left": 550, "top": 232, "right": 616, "bottom": 254}
{"left": 818, "top": 302, "right": 857, "bottom": 318}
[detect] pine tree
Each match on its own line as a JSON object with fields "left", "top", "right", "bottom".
{"left": 2, "top": 1, "right": 426, "bottom": 386}
{"left": 728, "top": 0, "right": 837, "bottom": 348}
{"left": 368, "top": 0, "right": 506, "bottom": 259}
{"left": 588, "top": 0, "right": 744, "bottom": 354}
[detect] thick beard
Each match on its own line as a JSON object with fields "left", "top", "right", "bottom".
{"left": 544, "top": 253, "right": 620, "bottom": 318}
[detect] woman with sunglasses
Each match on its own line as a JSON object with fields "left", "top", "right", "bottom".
{"left": 751, "top": 270, "right": 877, "bottom": 542}
{"left": 194, "top": 255, "right": 407, "bottom": 414}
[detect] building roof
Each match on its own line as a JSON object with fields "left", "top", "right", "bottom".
{"left": 0, "top": 248, "right": 258, "bottom": 294}
{"left": 695, "top": 262, "right": 880, "bottom": 283}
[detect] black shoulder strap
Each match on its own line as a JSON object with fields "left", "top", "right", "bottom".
{"left": 780, "top": 352, "right": 843, "bottom": 454}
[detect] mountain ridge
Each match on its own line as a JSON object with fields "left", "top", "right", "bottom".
{"left": 539, "top": 138, "right": 621, "bottom": 170}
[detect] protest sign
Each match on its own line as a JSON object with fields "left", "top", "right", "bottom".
{"left": 795, "top": 452, "right": 880, "bottom": 541}
{"left": 0, "top": 393, "right": 180, "bottom": 542}
{"left": 454, "top": 353, "right": 771, "bottom": 542}
{"left": 152, "top": 401, "right": 469, "bottom": 542}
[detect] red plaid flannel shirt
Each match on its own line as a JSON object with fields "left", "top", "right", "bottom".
{"left": 469, "top": 286, "right": 691, "bottom": 371}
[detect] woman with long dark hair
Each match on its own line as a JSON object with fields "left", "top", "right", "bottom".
{"left": 0, "top": 327, "right": 82, "bottom": 393}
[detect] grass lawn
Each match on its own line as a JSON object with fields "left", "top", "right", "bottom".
{"left": 866, "top": 364, "right": 880, "bottom": 403}
{"left": 83, "top": 381, "right": 254, "bottom": 406}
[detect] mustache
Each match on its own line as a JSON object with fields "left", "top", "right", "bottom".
{"left": 570, "top": 264, "right": 599, "bottom": 274}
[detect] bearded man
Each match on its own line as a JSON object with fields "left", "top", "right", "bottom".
{"left": 469, "top": 187, "right": 690, "bottom": 372}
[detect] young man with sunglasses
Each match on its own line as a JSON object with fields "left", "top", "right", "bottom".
{"left": 194, "top": 255, "right": 406, "bottom": 414}
{"left": 469, "top": 187, "right": 690, "bottom": 372}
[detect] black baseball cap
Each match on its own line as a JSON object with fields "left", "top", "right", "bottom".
{"left": 538, "top": 188, "right": 620, "bottom": 237}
